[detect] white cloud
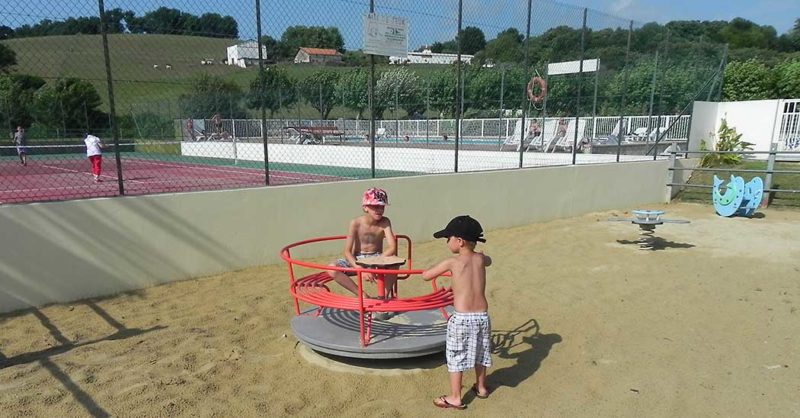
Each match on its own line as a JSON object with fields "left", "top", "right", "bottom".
{"left": 610, "top": 0, "right": 634, "bottom": 14}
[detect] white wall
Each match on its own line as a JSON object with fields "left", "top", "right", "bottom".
{"left": 181, "top": 142, "right": 656, "bottom": 174}
{"left": 689, "top": 100, "right": 782, "bottom": 156}
{"left": 0, "top": 160, "right": 671, "bottom": 313}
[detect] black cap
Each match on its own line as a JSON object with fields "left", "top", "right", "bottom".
{"left": 433, "top": 215, "right": 486, "bottom": 243}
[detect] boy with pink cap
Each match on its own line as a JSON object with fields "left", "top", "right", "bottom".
{"left": 329, "top": 187, "right": 397, "bottom": 297}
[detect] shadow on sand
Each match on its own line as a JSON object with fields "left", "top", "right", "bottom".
{"left": 477, "top": 319, "right": 561, "bottom": 399}
{"left": 0, "top": 301, "right": 165, "bottom": 418}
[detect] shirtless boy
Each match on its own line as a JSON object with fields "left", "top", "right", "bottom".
{"left": 329, "top": 188, "right": 397, "bottom": 297}
{"left": 423, "top": 215, "right": 492, "bottom": 409}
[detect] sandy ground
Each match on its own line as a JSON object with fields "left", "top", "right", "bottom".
{"left": 1, "top": 202, "right": 799, "bottom": 417}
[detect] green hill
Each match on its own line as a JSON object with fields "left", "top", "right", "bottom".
{"left": 2, "top": 34, "right": 255, "bottom": 109}
{"left": 2, "top": 34, "right": 450, "bottom": 120}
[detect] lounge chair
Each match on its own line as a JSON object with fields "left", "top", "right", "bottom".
{"left": 550, "top": 119, "right": 588, "bottom": 153}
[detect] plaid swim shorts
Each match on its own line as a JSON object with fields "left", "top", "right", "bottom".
{"left": 334, "top": 252, "right": 381, "bottom": 276}
{"left": 446, "top": 311, "right": 492, "bottom": 372}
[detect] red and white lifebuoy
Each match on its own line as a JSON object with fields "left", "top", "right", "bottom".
{"left": 527, "top": 76, "right": 547, "bottom": 103}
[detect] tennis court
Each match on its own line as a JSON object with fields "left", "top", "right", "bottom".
{"left": 0, "top": 143, "right": 397, "bottom": 204}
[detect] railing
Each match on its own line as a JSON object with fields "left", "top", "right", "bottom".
{"left": 666, "top": 146, "right": 800, "bottom": 206}
{"left": 183, "top": 114, "right": 691, "bottom": 142}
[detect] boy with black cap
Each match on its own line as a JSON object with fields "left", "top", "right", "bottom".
{"left": 423, "top": 215, "right": 492, "bottom": 409}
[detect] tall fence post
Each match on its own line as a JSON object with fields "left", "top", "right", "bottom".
{"left": 616, "top": 21, "right": 633, "bottom": 163}
{"left": 368, "top": 1, "right": 376, "bottom": 178}
{"left": 519, "top": 0, "right": 532, "bottom": 168}
{"left": 653, "top": 30, "right": 670, "bottom": 160}
{"left": 97, "top": 0, "right": 124, "bottom": 195}
{"left": 454, "top": 0, "right": 463, "bottom": 173}
{"left": 573, "top": 8, "right": 587, "bottom": 165}
{"left": 255, "top": 0, "right": 269, "bottom": 184}
{"left": 763, "top": 143, "right": 777, "bottom": 208}
{"left": 646, "top": 49, "right": 659, "bottom": 150}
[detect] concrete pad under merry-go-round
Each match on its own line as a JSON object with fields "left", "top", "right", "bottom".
{"left": 291, "top": 307, "right": 454, "bottom": 359}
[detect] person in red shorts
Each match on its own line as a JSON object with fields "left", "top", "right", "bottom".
{"left": 84, "top": 133, "right": 105, "bottom": 182}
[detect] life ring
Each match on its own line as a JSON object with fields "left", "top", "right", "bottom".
{"left": 527, "top": 76, "right": 547, "bottom": 103}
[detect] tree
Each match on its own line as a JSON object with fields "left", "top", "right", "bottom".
{"left": 32, "top": 78, "right": 106, "bottom": 133}
{"left": 179, "top": 74, "right": 244, "bottom": 119}
{"left": 459, "top": 27, "right": 486, "bottom": 55}
{"left": 335, "top": 69, "right": 369, "bottom": 118}
{"left": 376, "top": 67, "right": 423, "bottom": 118}
{"left": 774, "top": 59, "right": 800, "bottom": 98}
{"left": 299, "top": 70, "right": 340, "bottom": 119}
{"left": 0, "top": 44, "right": 16, "bottom": 73}
{"left": 0, "top": 75, "right": 45, "bottom": 129}
{"left": 465, "top": 65, "right": 526, "bottom": 112}
{"left": 777, "top": 18, "right": 800, "bottom": 52}
{"left": 0, "top": 25, "right": 15, "bottom": 40}
{"left": 259, "top": 36, "right": 280, "bottom": 61}
{"left": 423, "top": 68, "right": 457, "bottom": 117}
{"left": 480, "top": 28, "right": 523, "bottom": 64}
{"left": 722, "top": 59, "right": 776, "bottom": 100}
{"left": 246, "top": 67, "right": 296, "bottom": 117}
{"left": 279, "top": 26, "right": 345, "bottom": 60}
{"left": 719, "top": 18, "right": 777, "bottom": 50}
{"left": 194, "top": 13, "right": 238, "bottom": 38}
{"left": 430, "top": 40, "right": 457, "bottom": 54}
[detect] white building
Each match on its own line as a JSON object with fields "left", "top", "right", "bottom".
{"left": 226, "top": 41, "right": 267, "bottom": 68}
{"left": 389, "top": 49, "right": 473, "bottom": 65}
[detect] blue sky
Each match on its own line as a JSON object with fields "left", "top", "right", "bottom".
{"left": 3, "top": 0, "right": 798, "bottom": 50}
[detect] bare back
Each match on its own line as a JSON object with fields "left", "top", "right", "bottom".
{"left": 449, "top": 251, "right": 489, "bottom": 313}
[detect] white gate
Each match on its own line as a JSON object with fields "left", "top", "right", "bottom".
{"left": 776, "top": 99, "right": 800, "bottom": 151}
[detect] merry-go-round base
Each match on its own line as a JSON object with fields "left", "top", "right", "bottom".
{"left": 291, "top": 306, "right": 454, "bottom": 359}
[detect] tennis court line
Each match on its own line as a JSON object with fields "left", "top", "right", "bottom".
{"left": 123, "top": 158, "right": 359, "bottom": 181}
{"left": 39, "top": 160, "right": 351, "bottom": 185}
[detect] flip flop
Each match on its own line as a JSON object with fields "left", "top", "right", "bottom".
{"left": 433, "top": 396, "right": 466, "bottom": 410}
{"left": 471, "top": 384, "right": 490, "bottom": 399}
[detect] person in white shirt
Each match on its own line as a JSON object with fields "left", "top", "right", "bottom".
{"left": 84, "top": 133, "right": 105, "bottom": 182}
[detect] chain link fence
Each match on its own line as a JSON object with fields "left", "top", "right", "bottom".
{"left": 0, "top": 0, "right": 725, "bottom": 204}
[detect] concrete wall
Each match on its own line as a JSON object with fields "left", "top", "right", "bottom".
{"left": 0, "top": 160, "right": 670, "bottom": 313}
{"left": 690, "top": 100, "right": 782, "bottom": 155}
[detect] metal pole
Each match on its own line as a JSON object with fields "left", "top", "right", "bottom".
{"left": 519, "top": 0, "right": 532, "bottom": 167}
{"left": 395, "top": 86, "right": 399, "bottom": 143}
{"left": 255, "top": 0, "right": 269, "bottom": 184}
{"left": 97, "top": 0, "right": 124, "bottom": 195}
{"left": 454, "top": 0, "right": 462, "bottom": 172}
{"left": 426, "top": 85, "right": 430, "bottom": 145}
{"left": 279, "top": 86, "right": 284, "bottom": 143}
{"left": 705, "top": 43, "right": 727, "bottom": 102}
{"left": 653, "top": 30, "right": 670, "bottom": 160}
{"left": 573, "top": 8, "right": 587, "bottom": 165}
{"left": 646, "top": 50, "right": 659, "bottom": 149}
{"left": 369, "top": 0, "right": 376, "bottom": 178}
{"left": 318, "top": 84, "right": 323, "bottom": 120}
{"left": 764, "top": 143, "right": 776, "bottom": 207}
{"left": 591, "top": 64, "right": 599, "bottom": 140}
{"left": 717, "top": 44, "right": 728, "bottom": 101}
{"left": 499, "top": 66, "right": 505, "bottom": 148}
{"left": 616, "top": 21, "right": 633, "bottom": 163}
{"left": 541, "top": 65, "right": 549, "bottom": 151}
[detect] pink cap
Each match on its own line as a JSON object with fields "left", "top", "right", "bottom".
{"left": 362, "top": 188, "right": 389, "bottom": 206}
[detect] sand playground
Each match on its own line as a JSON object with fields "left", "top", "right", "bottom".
{"left": 1, "top": 202, "right": 798, "bottom": 417}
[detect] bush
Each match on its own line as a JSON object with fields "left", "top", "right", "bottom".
{"left": 700, "top": 118, "right": 753, "bottom": 167}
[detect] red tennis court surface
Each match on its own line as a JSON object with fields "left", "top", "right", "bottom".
{"left": 0, "top": 157, "right": 344, "bottom": 205}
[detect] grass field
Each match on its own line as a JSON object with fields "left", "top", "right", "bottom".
{"left": 2, "top": 34, "right": 444, "bottom": 120}
{"left": 675, "top": 160, "right": 800, "bottom": 208}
